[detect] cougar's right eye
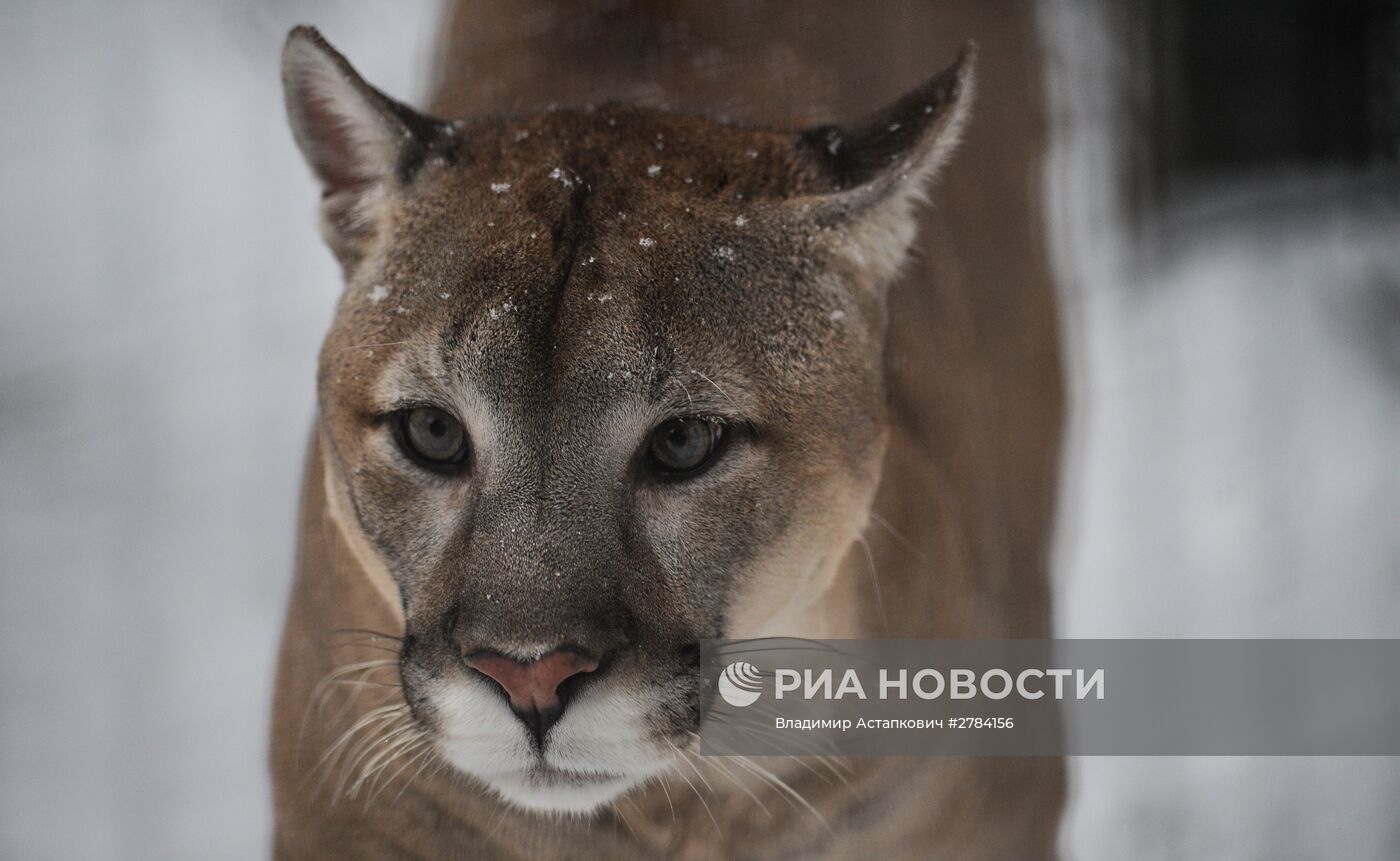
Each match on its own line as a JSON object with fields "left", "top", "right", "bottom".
{"left": 396, "top": 407, "right": 470, "bottom": 472}
{"left": 646, "top": 417, "right": 724, "bottom": 479}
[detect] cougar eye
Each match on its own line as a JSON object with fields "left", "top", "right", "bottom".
{"left": 647, "top": 417, "right": 723, "bottom": 478}
{"left": 397, "top": 407, "right": 469, "bottom": 471}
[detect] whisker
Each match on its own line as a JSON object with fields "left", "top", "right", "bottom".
{"left": 355, "top": 728, "right": 425, "bottom": 800}
{"left": 336, "top": 715, "right": 417, "bottom": 800}
{"left": 302, "top": 663, "right": 403, "bottom": 762}
{"left": 310, "top": 693, "right": 402, "bottom": 762}
{"left": 665, "top": 746, "right": 722, "bottom": 841}
{"left": 730, "top": 756, "right": 830, "bottom": 831}
{"left": 689, "top": 722, "right": 840, "bottom": 783}
{"left": 691, "top": 369, "right": 740, "bottom": 411}
{"left": 611, "top": 802, "right": 640, "bottom": 842}
{"left": 655, "top": 771, "right": 676, "bottom": 823}
{"left": 854, "top": 534, "right": 889, "bottom": 632}
{"left": 329, "top": 637, "right": 403, "bottom": 656}
{"left": 332, "top": 628, "right": 404, "bottom": 642}
{"left": 348, "top": 721, "right": 424, "bottom": 800}
{"left": 298, "top": 659, "right": 402, "bottom": 764}
{"left": 676, "top": 747, "right": 718, "bottom": 797}
{"left": 364, "top": 735, "right": 431, "bottom": 804}
{"left": 344, "top": 340, "right": 415, "bottom": 350}
{"left": 867, "top": 510, "right": 931, "bottom": 565}
{"left": 313, "top": 703, "right": 409, "bottom": 794}
{"left": 311, "top": 660, "right": 399, "bottom": 701}
{"left": 695, "top": 718, "right": 853, "bottom": 788}
{"left": 392, "top": 742, "right": 441, "bottom": 804}
{"left": 691, "top": 753, "right": 774, "bottom": 820}
{"left": 325, "top": 679, "right": 400, "bottom": 690}
{"left": 484, "top": 794, "right": 513, "bottom": 840}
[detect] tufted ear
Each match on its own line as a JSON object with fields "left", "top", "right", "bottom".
{"left": 281, "top": 26, "right": 451, "bottom": 265}
{"left": 798, "top": 45, "right": 976, "bottom": 283}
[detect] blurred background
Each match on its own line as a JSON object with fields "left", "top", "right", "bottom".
{"left": 1, "top": 1, "right": 1396, "bottom": 858}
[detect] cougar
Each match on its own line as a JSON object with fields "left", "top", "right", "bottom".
{"left": 271, "top": 2, "right": 1064, "bottom": 858}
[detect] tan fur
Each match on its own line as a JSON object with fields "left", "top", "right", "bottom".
{"left": 272, "top": 2, "right": 1064, "bottom": 858}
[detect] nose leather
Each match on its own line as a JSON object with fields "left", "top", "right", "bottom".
{"left": 465, "top": 649, "right": 600, "bottom": 712}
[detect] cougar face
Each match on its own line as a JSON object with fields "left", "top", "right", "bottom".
{"left": 283, "top": 27, "right": 971, "bottom": 814}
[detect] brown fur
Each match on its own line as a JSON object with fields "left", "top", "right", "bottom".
{"left": 271, "top": 2, "right": 1064, "bottom": 858}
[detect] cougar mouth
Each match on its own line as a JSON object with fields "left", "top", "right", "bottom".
{"left": 424, "top": 665, "right": 676, "bottom": 814}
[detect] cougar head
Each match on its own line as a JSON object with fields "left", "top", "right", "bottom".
{"left": 282, "top": 25, "right": 972, "bottom": 814}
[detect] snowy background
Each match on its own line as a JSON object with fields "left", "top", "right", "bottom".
{"left": 0, "top": 3, "right": 442, "bottom": 857}
{"left": 1041, "top": 4, "right": 1400, "bottom": 858}
{"left": 1, "top": 1, "right": 1397, "bottom": 858}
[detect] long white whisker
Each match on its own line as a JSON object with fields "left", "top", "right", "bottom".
{"left": 364, "top": 730, "right": 433, "bottom": 803}
{"left": 692, "top": 369, "right": 739, "bottom": 410}
{"left": 651, "top": 770, "right": 677, "bottom": 823}
{"left": 731, "top": 756, "right": 829, "bottom": 830}
{"left": 349, "top": 722, "right": 425, "bottom": 799}
{"left": 298, "top": 659, "right": 401, "bottom": 765}
{"left": 665, "top": 747, "right": 722, "bottom": 841}
{"left": 389, "top": 741, "right": 440, "bottom": 804}
{"left": 317, "top": 703, "right": 407, "bottom": 773}
{"left": 693, "top": 753, "right": 774, "bottom": 820}
{"left": 676, "top": 747, "right": 718, "bottom": 797}
{"left": 611, "top": 802, "right": 640, "bottom": 842}
{"left": 313, "top": 704, "right": 409, "bottom": 796}
{"left": 337, "top": 716, "right": 417, "bottom": 800}
{"left": 867, "top": 510, "right": 931, "bottom": 565}
{"left": 855, "top": 534, "right": 889, "bottom": 632}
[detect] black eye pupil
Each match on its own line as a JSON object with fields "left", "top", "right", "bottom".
{"left": 401, "top": 407, "right": 468, "bottom": 469}
{"left": 649, "top": 418, "right": 721, "bottom": 477}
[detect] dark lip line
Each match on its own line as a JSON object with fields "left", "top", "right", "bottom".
{"left": 525, "top": 764, "right": 627, "bottom": 785}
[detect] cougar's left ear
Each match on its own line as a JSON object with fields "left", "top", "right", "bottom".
{"left": 282, "top": 26, "right": 452, "bottom": 265}
{"left": 797, "top": 45, "right": 975, "bottom": 284}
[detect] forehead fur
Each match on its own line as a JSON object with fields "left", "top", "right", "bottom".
{"left": 320, "top": 105, "right": 881, "bottom": 423}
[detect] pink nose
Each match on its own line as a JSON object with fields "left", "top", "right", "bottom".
{"left": 464, "top": 648, "right": 600, "bottom": 713}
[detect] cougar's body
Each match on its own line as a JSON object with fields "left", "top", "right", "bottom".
{"left": 271, "top": 2, "right": 1064, "bottom": 858}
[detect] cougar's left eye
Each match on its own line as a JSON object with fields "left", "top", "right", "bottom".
{"left": 397, "top": 407, "right": 470, "bottom": 471}
{"left": 647, "top": 417, "right": 723, "bottom": 478}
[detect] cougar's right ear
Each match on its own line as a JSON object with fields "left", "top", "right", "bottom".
{"left": 794, "top": 45, "right": 975, "bottom": 287}
{"left": 282, "top": 26, "right": 451, "bottom": 265}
